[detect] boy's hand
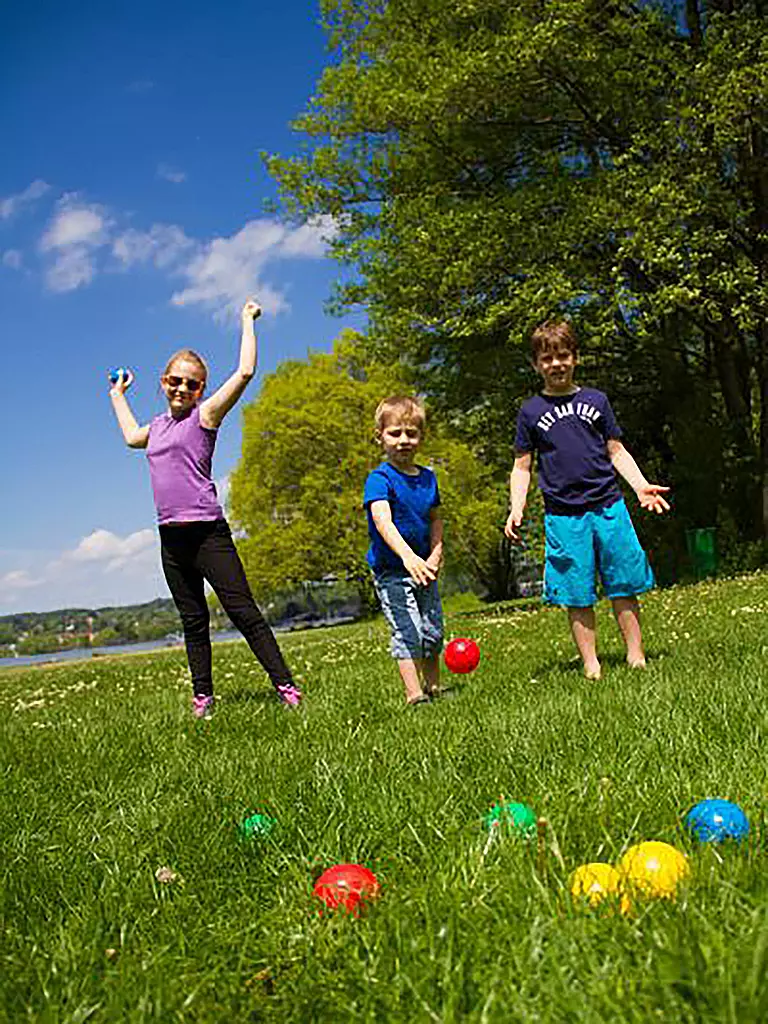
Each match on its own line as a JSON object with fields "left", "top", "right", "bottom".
{"left": 425, "top": 551, "right": 442, "bottom": 577}
{"left": 241, "top": 299, "right": 262, "bottom": 322}
{"left": 636, "top": 484, "right": 670, "bottom": 514}
{"left": 504, "top": 511, "right": 525, "bottom": 544}
{"left": 403, "top": 552, "right": 437, "bottom": 586}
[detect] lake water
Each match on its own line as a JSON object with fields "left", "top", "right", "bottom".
{"left": 0, "top": 616, "right": 356, "bottom": 671}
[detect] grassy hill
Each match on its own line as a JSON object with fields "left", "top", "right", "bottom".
{"left": 2, "top": 574, "right": 767, "bottom": 1022}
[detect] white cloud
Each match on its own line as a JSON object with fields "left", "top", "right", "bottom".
{"left": 170, "top": 216, "right": 336, "bottom": 317}
{"left": 0, "top": 179, "right": 50, "bottom": 221}
{"left": 112, "top": 224, "right": 194, "bottom": 269}
{"left": 66, "top": 528, "right": 156, "bottom": 571}
{"left": 41, "top": 201, "right": 108, "bottom": 249}
{"left": 44, "top": 247, "right": 98, "bottom": 292}
{"left": 40, "top": 195, "right": 112, "bottom": 293}
{"left": 0, "top": 568, "right": 40, "bottom": 589}
{"left": 215, "top": 474, "right": 230, "bottom": 509}
{"left": 0, "top": 528, "right": 164, "bottom": 614}
{"left": 277, "top": 216, "right": 337, "bottom": 258}
{"left": 157, "top": 163, "right": 187, "bottom": 184}
{"left": 35, "top": 189, "right": 335, "bottom": 315}
{"left": 2, "top": 249, "right": 22, "bottom": 269}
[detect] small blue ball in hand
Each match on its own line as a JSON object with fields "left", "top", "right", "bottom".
{"left": 108, "top": 367, "right": 133, "bottom": 389}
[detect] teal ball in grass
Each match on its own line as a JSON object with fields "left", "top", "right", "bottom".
{"left": 483, "top": 800, "right": 537, "bottom": 838}
{"left": 685, "top": 799, "right": 749, "bottom": 844}
{"left": 238, "top": 812, "right": 276, "bottom": 840}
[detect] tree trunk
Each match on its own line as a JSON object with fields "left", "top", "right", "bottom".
{"left": 756, "top": 325, "right": 768, "bottom": 541}
{"left": 711, "top": 325, "right": 761, "bottom": 537}
{"left": 711, "top": 328, "right": 753, "bottom": 451}
{"left": 743, "top": 114, "right": 768, "bottom": 537}
{"left": 685, "top": 0, "right": 703, "bottom": 46}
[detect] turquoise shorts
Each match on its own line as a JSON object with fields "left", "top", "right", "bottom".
{"left": 544, "top": 499, "right": 654, "bottom": 608}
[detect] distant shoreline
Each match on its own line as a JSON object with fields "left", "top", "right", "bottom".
{"left": 0, "top": 615, "right": 357, "bottom": 671}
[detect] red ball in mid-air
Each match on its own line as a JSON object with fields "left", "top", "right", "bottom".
{"left": 444, "top": 638, "right": 481, "bottom": 674}
{"left": 313, "top": 863, "right": 380, "bottom": 915}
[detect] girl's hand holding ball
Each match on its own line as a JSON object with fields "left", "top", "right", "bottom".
{"left": 241, "top": 299, "right": 261, "bottom": 322}
{"left": 108, "top": 367, "right": 134, "bottom": 396}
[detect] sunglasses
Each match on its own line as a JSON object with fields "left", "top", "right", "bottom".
{"left": 164, "top": 375, "right": 204, "bottom": 393}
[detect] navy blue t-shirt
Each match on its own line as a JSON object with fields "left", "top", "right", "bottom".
{"left": 363, "top": 462, "right": 440, "bottom": 573}
{"left": 515, "top": 387, "right": 623, "bottom": 515}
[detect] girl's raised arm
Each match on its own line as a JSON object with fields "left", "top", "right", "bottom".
{"left": 199, "top": 300, "right": 260, "bottom": 430}
{"left": 109, "top": 371, "right": 149, "bottom": 448}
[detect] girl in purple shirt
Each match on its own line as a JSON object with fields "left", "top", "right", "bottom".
{"left": 108, "top": 299, "right": 302, "bottom": 717}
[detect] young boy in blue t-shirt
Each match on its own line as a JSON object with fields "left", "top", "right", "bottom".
{"left": 505, "top": 320, "right": 670, "bottom": 680}
{"left": 363, "top": 396, "right": 445, "bottom": 706}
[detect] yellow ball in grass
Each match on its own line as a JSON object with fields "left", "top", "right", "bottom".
{"left": 570, "top": 863, "right": 631, "bottom": 914}
{"left": 619, "top": 841, "right": 690, "bottom": 900}
{"left": 570, "top": 863, "right": 620, "bottom": 905}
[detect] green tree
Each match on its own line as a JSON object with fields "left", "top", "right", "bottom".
{"left": 228, "top": 330, "right": 508, "bottom": 607}
{"left": 268, "top": 0, "right": 768, "bottom": 555}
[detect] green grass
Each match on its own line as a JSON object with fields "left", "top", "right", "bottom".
{"left": 3, "top": 574, "right": 768, "bottom": 1022}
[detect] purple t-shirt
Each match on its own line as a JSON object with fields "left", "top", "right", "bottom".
{"left": 146, "top": 406, "right": 223, "bottom": 525}
{"left": 515, "top": 387, "right": 623, "bottom": 515}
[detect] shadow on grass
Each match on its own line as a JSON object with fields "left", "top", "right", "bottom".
{"left": 532, "top": 647, "right": 673, "bottom": 679}
{"left": 220, "top": 689, "right": 280, "bottom": 706}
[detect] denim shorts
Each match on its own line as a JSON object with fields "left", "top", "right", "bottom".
{"left": 544, "top": 498, "right": 654, "bottom": 607}
{"left": 374, "top": 572, "right": 444, "bottom": 660}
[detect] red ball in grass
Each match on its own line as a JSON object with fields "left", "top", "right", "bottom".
{"left": 313, "top": 863, "right": 380, "bottom": 915}
{"left": 444, "top": 637, "right": 481, "bottom": 674}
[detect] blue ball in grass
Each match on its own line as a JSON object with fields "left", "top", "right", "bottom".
{"left": 685, "top": 799, "right": 749, "bottom": 844}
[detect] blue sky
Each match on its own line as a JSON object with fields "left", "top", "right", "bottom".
{"left": 0, "top": 0, "right": 360, "bottom": 615}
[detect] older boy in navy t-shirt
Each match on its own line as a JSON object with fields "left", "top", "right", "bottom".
{"left": 505, "top": 320, "right": 670, "bottom": 680}
{"left": 364, "top": 396, "right": 445, "bottom": 707}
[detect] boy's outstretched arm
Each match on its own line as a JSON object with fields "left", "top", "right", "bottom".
{"left": 607, "top": 439, "right": 670, "bottom": 513}
{"left": 109, "top": 372, "right": 149, "bottom": 448}
{"left": 425, "top": 509, "right": 444, "bottom": 576}
{"left": 200, "top": 299, "right": 260, "bottom": 429}
{"left": 370, "top": 499, "right": 437, "bottom": 586}
{"left": 504, "top": 452, "right": 532, "bottom": 543}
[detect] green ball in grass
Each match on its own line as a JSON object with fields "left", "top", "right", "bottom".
{"left": 238, "top": 813, "right": 276, "bottom": 840}
{"left": 483, "top": 800, "right": 537, "bottom": 838}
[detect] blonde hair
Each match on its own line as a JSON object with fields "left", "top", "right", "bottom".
{"left": 374, "top": 395, "right": 426, "bottom": 434}
{"left": 163, "top": 348, "right": 209, "bottom": 382}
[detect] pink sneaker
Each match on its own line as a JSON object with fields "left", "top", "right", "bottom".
{"left": 275, "top": 683, "right": 302, "bottom": 707}
{"left": 192, "top": 695, "right": 214, "bottom": 719}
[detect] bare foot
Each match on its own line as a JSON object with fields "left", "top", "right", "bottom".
{"left": 584, "top": 661, "right": 602, "bottom": 681}
{"left": 627, "top": 657, "right": 646, "bottom": 669}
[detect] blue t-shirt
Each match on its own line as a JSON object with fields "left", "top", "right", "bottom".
{"left": 515, "top": 387, "right": 623, "bottom": 515}
{"left": 363, "top": 462, "right": 440, "bottom": 573}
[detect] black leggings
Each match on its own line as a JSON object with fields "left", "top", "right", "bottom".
{"left": 159, "top": 519, "right": 294, "bottom": 697}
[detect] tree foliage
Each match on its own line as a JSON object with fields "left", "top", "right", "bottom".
{"left": 268, "top": 0, "right": 768, "bottom": 560}
{"left": 228, "top": 330, "right": 509, "bottom": 606}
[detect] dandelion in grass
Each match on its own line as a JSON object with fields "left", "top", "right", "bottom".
{"left": 155, "top": 866, "right": 180, "bottom": 884}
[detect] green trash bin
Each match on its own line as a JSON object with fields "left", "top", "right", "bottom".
{"left": 685, "top": 528, "right": 717, "bottom": 580}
